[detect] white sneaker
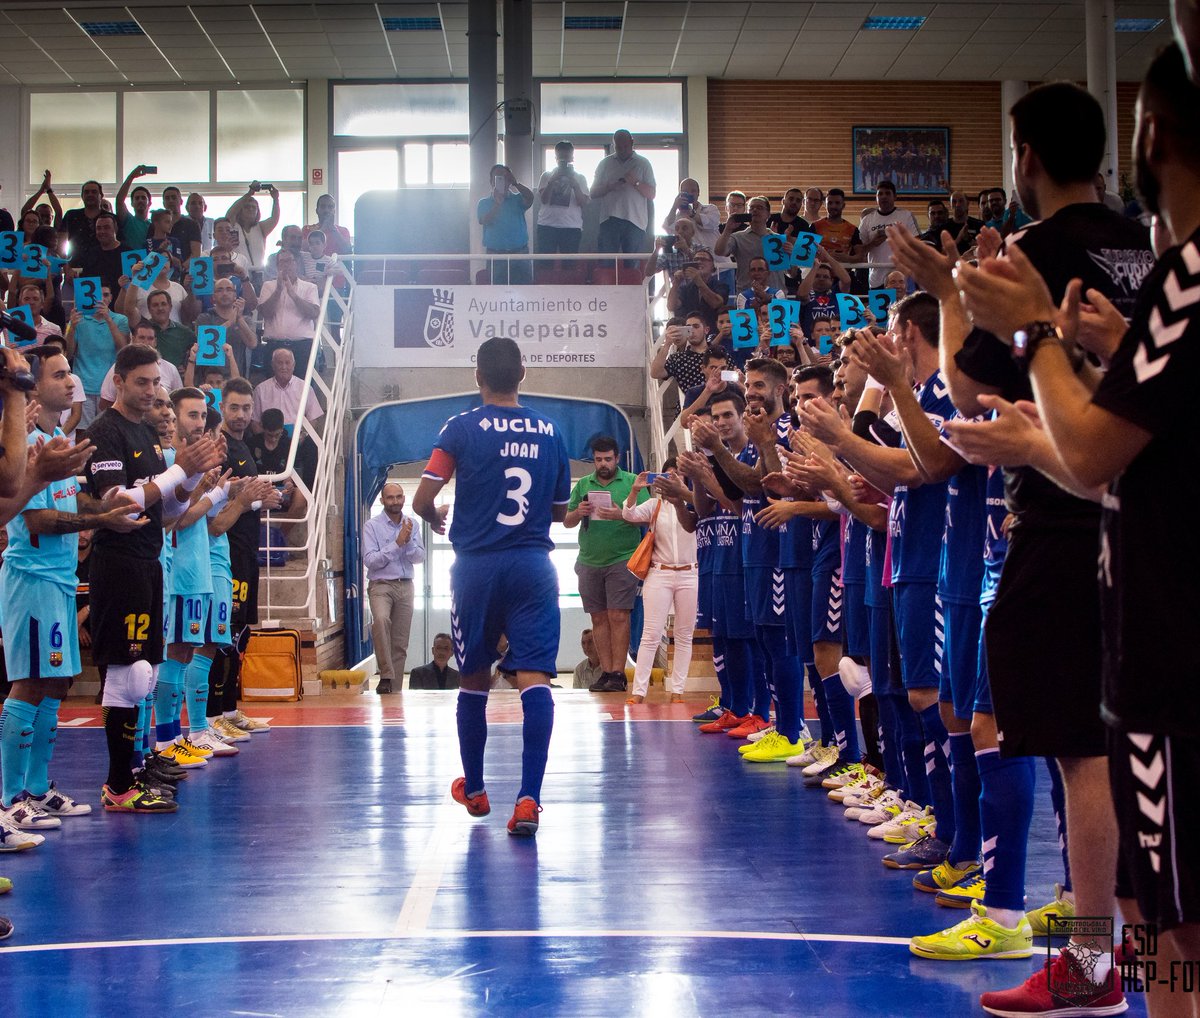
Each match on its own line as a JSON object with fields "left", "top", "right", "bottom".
{"left": 213, "top": 718, "right": 251, "bottom": 743}
{"left": 843, "top": 783, "right": 891, "bottom": 819}
{"left": 828, "top": 771, "right": 879, "bottom": 804}
{"left": 868, "top": 804, "right": 932, "bottom": 840}
{"left": 746, "top": 725, "right": 775, "bottom": 744}
{"left": 787, "top": 742, "right": 825, "bottom": 767}
{"left": 29, "top": 783, "right": 92, "bottom": 817}
{"left": 801, "top": 744, "right": 839, "bottom": 776}
{"left": 187, "top": 728, "right": 238, "bottom": 757}
{"left": 0, "top": 813, "right": 44, "bottom": 850}
{"left": 856, "top": 791, "right": 911, "bottom": 826}
{"left": 1, "top": 793, "right": 61, "bottom": 830}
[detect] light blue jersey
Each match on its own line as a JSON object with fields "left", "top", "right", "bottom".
{"left": 168, "top": 512, "right": 213, "bottom": 597}
{"left": 4, "top": 428, "right": 79, "bottom": 592}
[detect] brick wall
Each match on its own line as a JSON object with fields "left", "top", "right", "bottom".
{"left": 707, "top": 80, "right": 1005, "bottom": 220}
{"left": 707, "top": 79, "right": 1142, "bottom": 220}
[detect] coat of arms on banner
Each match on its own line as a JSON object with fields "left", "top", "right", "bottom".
{"left": 394, "top": 288, "right": 455, "bottom": 349}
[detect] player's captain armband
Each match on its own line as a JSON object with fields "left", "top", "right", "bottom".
{"left": 422, "top": 448, "right": 456, "bottom": 482}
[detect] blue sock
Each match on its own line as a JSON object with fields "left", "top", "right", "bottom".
{"left": 808, "top": 663, "right": 834, "bottom": 746}
{"left": 141, "top": 693, "right": 155, "bottom": 756}
{"left": 133, "top": 700, "right": 146, "bottom": 767}
{"left": 918, "top": 703, "right": 954, "bottom": 846}
{"left": 25, "top": 696, "right": 61, "bottom": 797}
{"left": 875, "top": 691, "right": 905, "bottom": 790}
{"left": 948, "top": 732, "right": 982, "bottom": 865}
{"left": 821, "top": 674, "right": 860, "bottom": 760}
{"left": 750, "top": 641, "right": 770, "bottom": 722}
{"left": 185, "top": 654, "right": 213, "bottom": 735}
{"left": 978, "top": 750, "right": 1036, "bottom": 912}
{"left": 518, "top": 685, "right": 554, "bottom": 804}
{"left": 1046, "top": 757, "right": 1072, "bottom": 893}
{"left": 896, "top": 696, "right": 929, "bottom": 804}
{"left": 711, "top": 639, "right": 731, "bottom": 711}
{"left": 723, "top": 637, "right": 753, "bottom": 717}
{"left": 456, "top": 690, "right": 488, "bottom": 796}
{"left": 0, "top": 699, "right": 37, "bottom": 806}
{"left": 156, "top": 659, "right": 185, "bottom": 745}
{"left": 760, "top": 627, "right": 801, "bottom": 742}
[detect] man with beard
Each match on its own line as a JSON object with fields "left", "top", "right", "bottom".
{"left": 949, "top": 45, "right": 1200, "bottom": 1016}
{"left": 888, "top": 80, "right": 1153, "bottom": 1016}
{"left": 564, "top": 437, "right": 648, "bottom": 692}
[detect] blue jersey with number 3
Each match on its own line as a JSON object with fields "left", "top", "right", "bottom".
{"left": 425, "top": 404, "right": 571, "bottom": 554}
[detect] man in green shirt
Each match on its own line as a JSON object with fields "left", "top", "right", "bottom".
{"left": 146, "top": 290, "right": 197, "bottom": 371}
{"left": 564, "top": 436, "right": 649, "bottom": 692}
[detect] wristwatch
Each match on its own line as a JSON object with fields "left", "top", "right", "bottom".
{"left": 1011, "top": 320, "right": 1063, "bottom": 367}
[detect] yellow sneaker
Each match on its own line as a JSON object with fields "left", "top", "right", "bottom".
{"left": 909, "top": 900, "right": 1033, "bottom": 961}
{"left": 913, "top": 859, "right": 980, "bottom": 894}
{"left": 1025, "top": 883, "right": 1075, "bottom": 936}
{"left": 158, "top": 742, "right": 207, "bottom": 769}
{"left": 177, "top": 736, "right": 213, "bottom": 759}
{"left": 741, "top": 731, "right": 808, "bottom": 763}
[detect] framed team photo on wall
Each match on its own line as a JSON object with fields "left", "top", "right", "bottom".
{"left": 852, "top": 126, "right": 950, "bottom": 195}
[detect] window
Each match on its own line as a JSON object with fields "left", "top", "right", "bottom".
{"left": 29, "top": 92, "right": 117, "bottom": 185}
{"left": 338, "top": 149, "right": 400, "bottom": 223}
{"left": 540, "top": 82, "right": 684, "bottom": 136}
{"left": 333, "top": 83, "right": 469, "bottom": 137}
{"left": 217, "top": 89, "right": 305, "bottom": 183}
{"left": 123, "top": 90, "right": 210, "bottom": 184}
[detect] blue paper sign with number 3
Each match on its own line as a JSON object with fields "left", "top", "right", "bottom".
{"left": 196, "top": 325, "right": 227, "bottom": 366}
{"left": 132, "top": 252, "right": 166, "bottom": 290}
{"left": 836, "top": 293, "right": 869, "bottom": 331}
{"left": 75, "top": 276, "right": 102, "bottom": 313}
{"left": 728, "top": 308, "right": 758, "bottom": 349}
{"left": 761, "top": 234, "right": 789, "bottom": 271}
{"left": 789, "top": 232, "right": 821, "bottom": 269}
{"left": 20, "top": 244, "right": 48, "bottom": 278}
{"left": 6, "top": 305, "right": 35, "bottom": 346}
{"left": 190, "top": 256, "right": 214, "bottom": 295}
{"left": 0, "top": 232, "right": 21, "bottom": 270}
{"left": 868, "top": 288, "right": 897, "bottom": 323}
{"left": 767, "top": 299, "right": 800, "bottom": 347}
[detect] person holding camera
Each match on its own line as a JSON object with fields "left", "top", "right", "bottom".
{"left": 225, "top": 182, "right": 281, "bottom": 279}
{"left": 591, "top": 130, "right": 657, "bottom": 261}
{"left": 715, "top": 196, "right": 788, "bottom": 291}
{"left": 642, "top": 217, "right": 698, "bottom": 282}
{"left": 663, "top": 177, "right": 721, "bottom": 253}
{"left": 477, "top": 164, "right": 534, "bottom": 285}
{"left": 666, "top": 247, "right": 729, "bottom": 333}
{"left": 536, "top": 142, "right": 590, "bottom": 259}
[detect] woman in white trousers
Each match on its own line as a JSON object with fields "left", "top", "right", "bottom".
{"left": 622, "top": 461, "right": 698, "bottom": 704}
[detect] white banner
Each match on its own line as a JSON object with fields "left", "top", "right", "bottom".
{"left": 353, "top": 284, "right": 649, "bottom": 368}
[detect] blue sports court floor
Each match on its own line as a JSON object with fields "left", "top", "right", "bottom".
{"left": 0, "top": 693, "right": 1149, "bottom": 1017}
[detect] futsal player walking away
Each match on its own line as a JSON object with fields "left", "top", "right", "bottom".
{"left": 953, "top": 44, "right": 1200, "bottom": 1017}
{"left": 86, "top": 344, "right": 223, "bottom": 813}
{"left": 413, "top": 337, "right": 571, "bottom": 837}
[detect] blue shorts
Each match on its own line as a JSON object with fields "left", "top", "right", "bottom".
{"left": 893, "top": 581, "right": 938, "bottom": 690}
{"left": 208, "top": 574, "right": 234, "bottom": 647}
{"left": 974, "top": 596, "right": 996, "bottom": 715}
{"left": 844, "top": 581, "right": 868, "bottom": 658}
{"left": 450, "top": 549, "right": 560, "bottom": 676}
{"left": 165, "top": 593, "right": 214, "bottom": 647}
{"left": 711, "top": 572, "right": 755, "bottom": 640}
{"left": 811, "top": 568, "right": 844, "bottom": 646}
{"left": 937, "top": 598, "right": 983, "bottom": 720}
{"left": 782, "top": 567, "right": 813, "bottom": 661}
{"left": 0, "top": 570, "right": 80, "bottom": 680}
{"left": 696, "top": 569, "right": 713, "bottom": 630}
{"left": 744, "top": 566, "right": 785, "bottom": 628}
{"left": 867, "top": 604, "right": 895, "bottom": 694}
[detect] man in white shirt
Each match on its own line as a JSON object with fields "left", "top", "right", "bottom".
{"left": 590, "top": 130, "right": 657, "bottom": 262}
{"left": 258, "top": 249, "right": 320, "bottom": 372}
{"left": 251, "top": 347, "right": 323, "bottom": 431}
{"left": 857, "top": 179, "right": 918, "bottom": 288}
{"left": 536, "top": 141, "right": 590, "bottom": 260}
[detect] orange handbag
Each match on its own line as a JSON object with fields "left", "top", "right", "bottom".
{"left": 626, "top": 500, "right": 662, "bottom": 580}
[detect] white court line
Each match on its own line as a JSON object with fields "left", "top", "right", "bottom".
{"left": 0, "top": 928, "right": 913, "bottom": 956}
{"left": 392, "top": 792, "right": 462, "bottom": 934}
{"left": 57, "top": 718, "right": 93, "bottom": 727}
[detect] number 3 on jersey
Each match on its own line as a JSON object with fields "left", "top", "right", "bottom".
{"left": 497, "top": 467, "right": 532, "bottom": 526}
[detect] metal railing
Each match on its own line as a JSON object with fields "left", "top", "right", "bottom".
{"left": 256, "top": 269, "right": 356, "bottom": 627}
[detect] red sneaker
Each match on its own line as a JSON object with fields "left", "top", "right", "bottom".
{"left": 450, "top": 777, "right": 491, "bottom": 818}
{"left": 507, "top": 797, "right": 542, "bottom": 837}
{"left": 980, "top": 950, "right": 1127, "bottom": 1017}
{"left": 726, "top": 715, "right": 770, "bottom": 739}
{"left": 698, "top": 710, "right": 741, "bottom": 734}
